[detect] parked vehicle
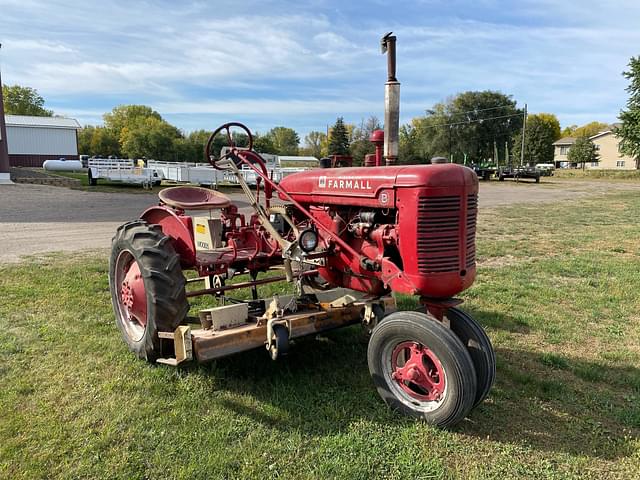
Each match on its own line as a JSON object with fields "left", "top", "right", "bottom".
{"left": 535, "top": 163, "right": 555, "bottom": 176}
{"left": 498, "top": 166, "right": 541, "bottom": 182}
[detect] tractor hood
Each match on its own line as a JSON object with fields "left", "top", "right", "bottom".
{"left": 278, "top": 164, "right": 477, "bottom": 208}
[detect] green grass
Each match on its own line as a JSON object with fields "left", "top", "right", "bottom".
{"left": 2, "top": 192, "right": 640, "bottom": 478}
{"left": 554, "top": 169, "right": 640, "bottom": 180}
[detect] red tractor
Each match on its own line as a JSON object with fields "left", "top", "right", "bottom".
{"left": 109, "top": 34, "right": 494, "bottom": 427}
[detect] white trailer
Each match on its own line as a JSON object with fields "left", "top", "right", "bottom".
{"left": 147, "top": 161, "right": 220, "bottom": 187}
{"left": 88, "top": 158, "right": 162, "bottom": 188}
{"left": 86, "top": 154, "right": 318, "bottom": 189}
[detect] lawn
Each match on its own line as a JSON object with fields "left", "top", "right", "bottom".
{"left": 1, "top": 190, "right": 640, "bottom": 479}
{"left": 554, "top": 169, "right": 640, "bottom": 180}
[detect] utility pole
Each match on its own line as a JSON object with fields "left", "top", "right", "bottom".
{"left": 0, "top": 44, "right": 14, "bottom": 184}
{"left": 520, "top": 103, "right": 527, "bottom": 167}
{"left": 504, "top": 140, "right": 509, "bottom": 169}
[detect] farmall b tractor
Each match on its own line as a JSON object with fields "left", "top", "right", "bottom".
{"left": 109, "top": 34, "right": 494, "bottom": 427}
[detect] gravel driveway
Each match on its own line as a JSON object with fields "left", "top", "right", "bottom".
{"left": 1, "top": 179, "right": 638, "bottom": 263}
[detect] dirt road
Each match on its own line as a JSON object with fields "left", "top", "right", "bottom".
{"left": 1, "top": 179, "right": 638, "bottom": 263}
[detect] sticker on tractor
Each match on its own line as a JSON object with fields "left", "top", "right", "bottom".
{"left": 318, "top": 176, "right": 372, "bottom": 190}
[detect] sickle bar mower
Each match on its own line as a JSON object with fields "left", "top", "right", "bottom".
{"left": 108, "top": 33, "right": 495, "bottom": 427}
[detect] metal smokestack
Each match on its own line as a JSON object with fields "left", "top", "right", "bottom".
{"left": 381, "top": 33, "right": 400, "bottom": 166}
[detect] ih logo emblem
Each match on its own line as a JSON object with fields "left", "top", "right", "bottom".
{"left": 318, "top": 176, "right": 327, "bottom": 188}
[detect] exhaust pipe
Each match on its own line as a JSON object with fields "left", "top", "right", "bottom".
{"left": 381, "top": 33, "right": 400, "bottom": 166}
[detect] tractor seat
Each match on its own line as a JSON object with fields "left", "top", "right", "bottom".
{"left": 158, "top": 186, "right": 231, "bottom": 210}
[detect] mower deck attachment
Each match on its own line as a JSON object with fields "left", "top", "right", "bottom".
{"left": 157, "top": 288, "right": 396, "bottom": 365}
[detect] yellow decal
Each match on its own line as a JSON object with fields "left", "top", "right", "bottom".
{"left": 196, "top": 224, "right": 206, "bottom": 234}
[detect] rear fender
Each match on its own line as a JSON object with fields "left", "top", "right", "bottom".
{"left": 141, "top": 206, "right": 196, "bottom": 267}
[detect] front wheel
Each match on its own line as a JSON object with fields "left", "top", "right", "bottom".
{"left": 109, "top": 220, "right": 189, "bottom": 361}
{"left": 368, "top": 312, "right": 477, "bottom": 428}
{"left": 445, "top": 307, "right": 495, "bottom": 407}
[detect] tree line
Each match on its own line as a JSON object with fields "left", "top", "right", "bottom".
{"left": 4, "top": 52, "right": 640, "bottom": 167}
{"left": 75, "top": 106, "right": 304, "bottom": 162}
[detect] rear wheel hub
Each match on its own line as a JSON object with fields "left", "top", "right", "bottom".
{"left": 115, "top": 251, "right": 148, "bottom": 341}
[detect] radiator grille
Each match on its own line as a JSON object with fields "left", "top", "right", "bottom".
{"left": 465, "top": 194, "right": 477, "bottom": 268}
{"left": 416, "top": 194, "right": 477, "bottom": 273}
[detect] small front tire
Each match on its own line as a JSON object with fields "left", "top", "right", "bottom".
{"left": 445, "top": 307, "right": 495, "bottom": 407}
{"left": 368, "top": 312, "right": 477, "bottom": 428}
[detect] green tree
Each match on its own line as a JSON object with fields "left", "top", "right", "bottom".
{"left": 185, "top": 129, "right": 213, "bottom": 162}
{"left": 512, "top": 113, "right": 561, "bottom": 165}
{"left": 408, "top": 91, "right": 523, "bottom": 164}
{"left": 561, "top": 125, "right": 578, "bottom": 137}
{"left": 120, "top": 117, "right": 182, "bottom": 160}
{"left": 616, "top": 56, "right": 640, "bottom": 169}
{"left": 399, "top": 122, "right": 423, "bottom": 164}
{"left": 567, "top": 135, "right": 599, "bottom": 169}
{"left": 172, "top": 137, "right": 196, "bottom": 163}
{"left": 563, "top": 121, "right": 610, "bottom": 138}
{"left": 102, "top": 105, "right": 193, "bottom": 161}
{"left": 264, "top": 127, "right": 299, "bottom": 155}
{"left": 254, "top": 133, "right": 276, "bottom": 154}
{"left": 349, "top": 116, "right": 382, "bottom": 165}
{"left": 303, "top": 131, "right": 327, "bottom": 158}
{"left": 328, "top": 117, "right": 350, "bottom": 156}
{"left": 77, "top": 125, "right": 120, "bottom": 157}
{"left": 2, "top": 84, "right": 53, "bottom": 116}
{"left": 104, "top": 105, "right": 162, "bottom": 141}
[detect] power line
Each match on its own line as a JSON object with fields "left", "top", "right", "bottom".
{"left": 426, "top": 103, "right": 521, "bottom": 117}
{"left": 420, "top": 112, "right": 525, "bottom": 129}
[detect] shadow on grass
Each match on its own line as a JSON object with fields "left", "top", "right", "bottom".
{"left": 460, "top": 347, "right": 640, "bottom": 460}
{"left": 173, "top": 310, "right": 637, "bottom": 461}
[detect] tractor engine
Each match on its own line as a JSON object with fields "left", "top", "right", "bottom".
{"left": 279, "top": 163, "right": 478, "bottom": 299}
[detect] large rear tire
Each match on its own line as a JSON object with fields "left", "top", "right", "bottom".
{"left": 109, "top": 220, "right": 189, "bottom": 361}
{"left": 368, "top": 311, "right": 477, "bottom": 428}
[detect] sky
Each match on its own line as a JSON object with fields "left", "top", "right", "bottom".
{"left": 1, "top": 0, "right": 639, "bottom": 139}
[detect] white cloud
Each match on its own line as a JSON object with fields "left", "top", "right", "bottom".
{"left": 1, "top": 0, "right": 638, "bottom": 132}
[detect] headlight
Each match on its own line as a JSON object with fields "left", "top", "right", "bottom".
{"left": 299, "top": 228, "right": 318, "bottom": 252}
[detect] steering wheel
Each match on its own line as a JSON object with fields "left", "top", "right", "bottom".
{"left": 205, "top": 122, "right": 254, "bottom": 170}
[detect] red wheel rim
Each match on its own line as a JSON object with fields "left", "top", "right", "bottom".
{"left": 390, "top": 341, "right": 446, "bottom": 402}
{"left": 115, "top": 251, "right": 147, "bottom": 341}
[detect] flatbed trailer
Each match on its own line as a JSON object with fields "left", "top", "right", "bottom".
{"left": 471, "top": 165, "right": 497, "bottom": 181}
{"left": 88, "top": 158, "right": 161, "bottom": 188}
{"left": 498, "top": 166, "right": 541, "bottom": 183}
